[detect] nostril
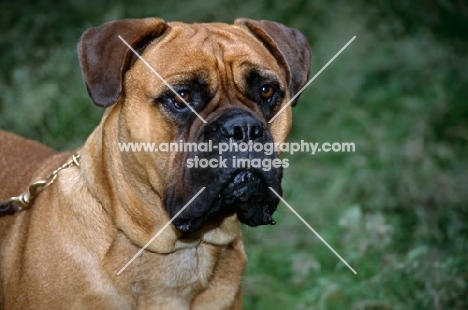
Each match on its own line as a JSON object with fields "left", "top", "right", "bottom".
{"left": 233, "top": 126, "right": 244, "bottom": 141}
{"left": 250, "top": 125, "right": 264, "bottom": 140}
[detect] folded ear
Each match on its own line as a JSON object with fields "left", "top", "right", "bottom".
{"left": 235, "top": 19, "right": 312, "bottom": 106}
{"left": 78, "top": 18, "right": 169, "bottom": 107}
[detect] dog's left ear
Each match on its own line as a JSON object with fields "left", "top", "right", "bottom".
{"left": 235, "top": 19, "right": 312, "bottom": 106}
{"left": 78, "top": 18, "right": 169, "bottom": 107}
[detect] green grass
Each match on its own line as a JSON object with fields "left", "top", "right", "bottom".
{"left": 1, "top": 1, "right": 467, "bottom": 309}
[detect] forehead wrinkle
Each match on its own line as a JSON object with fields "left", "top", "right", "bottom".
{"left": 190, "top": 24, "right": 263, "bottom": 62}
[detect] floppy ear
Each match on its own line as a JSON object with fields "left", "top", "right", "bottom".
{"left": 234, "top": 19, "right": 312, "bottom": 106}
{"left": 78, "top": 18, "right": 169, "bottom": 107}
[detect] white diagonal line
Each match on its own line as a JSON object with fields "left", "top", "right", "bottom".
{"left": 117, "top": 187, "right": 206, "bottom": 275}
{"left": 268, "top": 36, "right": 356, "bottom": 123}
{"left": 269, "top": 187, "right": 357, "bottom": 274}
{"left": 117, "top": 35, "right": 207, "bottom": 124}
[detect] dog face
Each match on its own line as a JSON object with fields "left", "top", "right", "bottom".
{"left": 78, "top": 18, "right": 311, "bottom": 235}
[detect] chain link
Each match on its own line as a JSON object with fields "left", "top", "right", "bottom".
{"left": 0, "top": 154, "right": 81, "bottom": 212}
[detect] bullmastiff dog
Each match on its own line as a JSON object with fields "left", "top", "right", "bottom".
{"left": 0, "top": 18, "right": 311, "bottom": 309}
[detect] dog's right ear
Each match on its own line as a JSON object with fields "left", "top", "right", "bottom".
{"left": 78, "top": 18, "right": 169, "bottom": 107}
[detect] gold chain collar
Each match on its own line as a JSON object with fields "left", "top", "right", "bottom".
{"left": 0, "top": 154, "right": 81, "bottom": 214}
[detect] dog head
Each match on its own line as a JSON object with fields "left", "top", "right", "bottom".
{"left": 78, "top": 18, "right": 311, "bottom": 240}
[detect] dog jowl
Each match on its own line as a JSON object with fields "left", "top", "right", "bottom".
{"left": 167, "top": 108, "right": 283, "bottom": 233}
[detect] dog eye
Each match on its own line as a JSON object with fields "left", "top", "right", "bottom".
{"left": 259, "top": 85, "right": 275, "bottom": 102}
{"left": 173, "top": 91, "right": 192, "bottom": 109}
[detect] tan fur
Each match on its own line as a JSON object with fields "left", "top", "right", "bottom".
{"left": 0, "top": 19, "right": 310, "bottom": 309}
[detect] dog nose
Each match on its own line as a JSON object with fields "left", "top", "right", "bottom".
{"left": 208, "top": 110, "right": 265, "bottom": 142}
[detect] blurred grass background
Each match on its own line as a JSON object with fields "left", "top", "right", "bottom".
{"left": 1, "top": 0, "right": 467, "bottom": 309}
